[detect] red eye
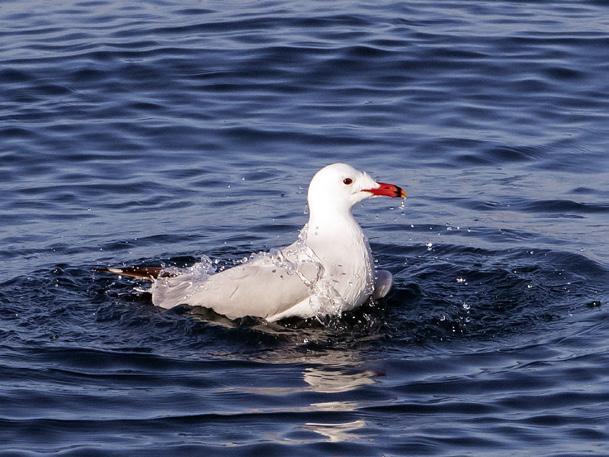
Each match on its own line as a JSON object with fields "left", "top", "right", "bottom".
{"left": 343, "top": 178, "right": 353, "bottom": 185}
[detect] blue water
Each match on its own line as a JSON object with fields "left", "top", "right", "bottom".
{"left": 2, "top": 0, "right": 609, "bottom": 455}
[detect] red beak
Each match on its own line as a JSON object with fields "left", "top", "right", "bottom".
{"left": 364, "top": 182, "right": 407, "bottom": 198}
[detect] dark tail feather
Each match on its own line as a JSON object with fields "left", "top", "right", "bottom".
{"left": 96, "top": 266, "right": 172, "bottom": 281}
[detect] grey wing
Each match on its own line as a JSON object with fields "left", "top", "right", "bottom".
{"left": 151, "top": 256, "right": 322, "bottom": 320}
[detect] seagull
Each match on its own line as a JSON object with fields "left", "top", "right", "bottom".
{"left": 104, "top": 163, "right": 406, "bottom": 321}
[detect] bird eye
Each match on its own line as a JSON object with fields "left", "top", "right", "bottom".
{"left": 343, "top": 178, "right": 353, "bottom": 185}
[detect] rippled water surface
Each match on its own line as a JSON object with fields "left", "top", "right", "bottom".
{"left": 2, "top": 1, "right": 609, "bottom": 455}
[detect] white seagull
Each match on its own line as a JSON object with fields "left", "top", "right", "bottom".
{"left": 105, "top": 163, "right": 406, "bottom": 321}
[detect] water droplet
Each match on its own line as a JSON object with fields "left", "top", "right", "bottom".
{"left": 462, "top": 303, "right": 470, "bottom": 310}
{"left": 456, "top": 277, "right": 466, "bottom": 284}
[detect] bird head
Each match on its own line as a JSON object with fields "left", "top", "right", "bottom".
{"left": 307, "top": 163, "right": 406, "bottom": 216}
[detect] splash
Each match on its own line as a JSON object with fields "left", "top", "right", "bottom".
{"left": 258, "top": 235, "right": 351, "bottom": 319}
{"left": 149, "top": 256, "right": 216, "bottom": 309}
{"left": 148, "top": 233, "right": 359, "bottom": 322}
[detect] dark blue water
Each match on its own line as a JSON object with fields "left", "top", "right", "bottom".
{"left": 2, "top": 0, "right": 609, "bottom": 455}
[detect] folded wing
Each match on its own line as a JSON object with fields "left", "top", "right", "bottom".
{"left": 151, "top": 253, "right": 322, "bottom": 320}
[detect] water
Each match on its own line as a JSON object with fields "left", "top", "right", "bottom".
{"left": 2, "top": 0, "right": 609, "bottom": 455}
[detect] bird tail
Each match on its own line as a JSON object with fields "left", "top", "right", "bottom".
{"left": 97, "top": 266, "right": 167, "bottom": 281}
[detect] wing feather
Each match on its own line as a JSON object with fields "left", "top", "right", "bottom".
{"left": 151, "top": 254, "right": 322, "bottom": 319}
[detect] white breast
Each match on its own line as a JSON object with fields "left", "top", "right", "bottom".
{"left": 303, "top": 219, "right": 375, "bottom": 314}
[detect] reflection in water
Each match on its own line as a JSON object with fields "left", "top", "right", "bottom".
{"left": 304, "top": 362, "right": 376, "bottom": 443}
{"left": 248, "top": 347, "right": 378, "bottom": 443}
{"left": 254, "top": 344, "right": 378, "bottom": 394}
{"left": 309, "top": 400, "right": 360, "bottom": 412}
{"left": 213, "top": 328, "right": 382, "bottom": 444}
{"left": 305, "top": 419, "right": 367, "bottom": 443}
{"left": 304, "top": 366, "right": 376, "bottom": 393}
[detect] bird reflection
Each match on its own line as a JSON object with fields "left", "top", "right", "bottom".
{"left": 300, "top": 363, "right": 375, "bottom": 442}
{"left": 189, "top": 314, "right": 383, "bottom": 444}
{"left": 305, "top": 419, "right": 366, "bottom": 443}
{"left": 303, "top": 365, "right": 376, "bottom": 393}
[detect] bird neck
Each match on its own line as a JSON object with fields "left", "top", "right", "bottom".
{"left": 307, "top": 207, "right": 360, "bottom": 237}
